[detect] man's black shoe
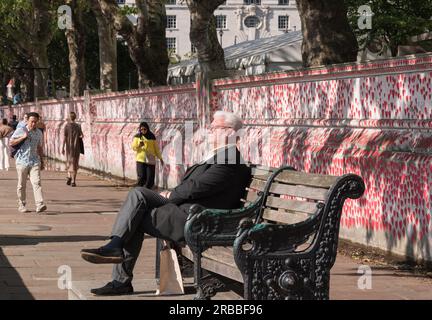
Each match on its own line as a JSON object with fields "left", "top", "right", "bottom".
{"left": 81, "top": 247, "right": 124, "bottom": 264}
{"left": 90, "top": 281, "right": 134, "bottom": 296}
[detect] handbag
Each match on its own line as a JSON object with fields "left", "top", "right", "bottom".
{"left": 78, "top": 137, "right": 84, "bottom": 155}
{"left": 155, "top": 241, "right": 184, "bottom": 296}
{"left": 9, "top": 139, "right": 25, "bottom": 158}
{"left": 9, "top": 127, "right": 28, "bottom": 158}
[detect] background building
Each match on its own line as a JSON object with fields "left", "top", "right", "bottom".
{"left": 118, "top": 0, "right": 301, "bottom": 59}
{"left": 168, "top": 31, "right": 303, "bottom": 84}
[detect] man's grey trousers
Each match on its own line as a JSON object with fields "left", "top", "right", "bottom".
{"left": 111, "top": 187, "right": 169, "bottom": 284}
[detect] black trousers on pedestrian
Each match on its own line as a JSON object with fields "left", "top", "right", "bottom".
{"left": 136, "top": 162, "right": 156, "bottom": 189}
{"left": 111, "top": 187, "right": 170, "bottom": 284}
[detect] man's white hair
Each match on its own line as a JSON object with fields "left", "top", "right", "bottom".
{"left": 213, "top": 110, "right": 243, "bottom": 131}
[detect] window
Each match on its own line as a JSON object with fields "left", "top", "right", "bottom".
{"left": 166, "top": 0, "right": 176, "bottom": 4}
{"left": 166, "top": 15, "right": 177, "bottom": 29}
{"left": 191, "top": 44, "right": 197, "bottom": 54}
{"left": 278, "top": 0, "right": 289, "bottom": 4}
{"left": 216, "top": 15, "right": 227, "bottom": 29}
{"left": 117, "top": 0, "right": 125, "bottom": 4}
{"left": 244, "top": 0, "right": 261, "bottom": 5}
{"left": 167, "top": 37, "right": 177, "bottom": 53}
{"left": 244, "top": 16, "right": 260, "bottom": 28}
{"left": 278, "top": 15, "right": 289, "bottom": 30}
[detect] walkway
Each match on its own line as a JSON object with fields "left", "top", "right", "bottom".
{"left": 0, "top": 165, "right": 431, "bottom": 300}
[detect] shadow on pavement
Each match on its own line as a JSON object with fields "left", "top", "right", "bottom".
{"left": 332, "top": 266, "right": 432, "bottom": 280}
{"left": 0, "top": 235, "right": 108, "bottom": 246}
{"left": 0, "top": 247, "right": 34, "bottom": 300}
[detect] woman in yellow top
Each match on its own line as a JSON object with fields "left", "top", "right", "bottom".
{"left": 132, "top": 122, "right": 164, "bottom": 188}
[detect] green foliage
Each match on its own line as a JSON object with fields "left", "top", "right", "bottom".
{"left": 119, "top": 4, "right": 138, "bottom": 16}
{"left": 346, "top": 0, "right": 432, "bottom": 55}
{"left": 0, "top": 0, "right": 32, "bottom": 29}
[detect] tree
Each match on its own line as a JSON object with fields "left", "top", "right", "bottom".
{"left": 185, "top": 0, "right": 226, "bottom": 74}
{"left": 0, "top": 34, "right": 20, "bottom": 101}
{"left": 89, "top": 0, "right": 118, "bottom": 91}
{"left": 48, "top": 4, "right": 103, "bottom": 96}
{"left": 346, "top": 0, "right": 432, "bottom": 57}
{"left": 295, "top": 0, "right": 359, "bottom": 67}
{"left": 96, "top": 0, "right": 169, "bottom": 87}
{"left": 64, "top": 0, "right": 87, "bottom": 97}
{"left": 0, "top": 0, "right": 57, "bottom": 98}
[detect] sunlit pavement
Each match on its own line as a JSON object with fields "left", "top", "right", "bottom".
{"left": 0, "top": 165, "right": 431, "bottom": 300}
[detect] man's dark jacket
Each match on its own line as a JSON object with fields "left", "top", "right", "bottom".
{"left": 152, "top": 146, "right": 251, "bottom": 242}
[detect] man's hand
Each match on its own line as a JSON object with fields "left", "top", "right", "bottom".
{"left": 159, "top": 190, "right": 171, "bottom": 199}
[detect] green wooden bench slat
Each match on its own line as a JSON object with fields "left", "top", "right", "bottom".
{"left": 249, "top": 179, "right": 328, "bottom": 201}
{"left": 254, "top": 171, "right": 339, "bottom": 188}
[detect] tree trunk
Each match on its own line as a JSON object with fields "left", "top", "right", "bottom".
{"left": 32, "top": 46, "right": 50, "bottom": 98}
{"left": 186, "top": 0, "right": 226, "bottom": 73}
{"left": 90, "top": 0, "right": 118, "bottom": 91}
{"left": 142, "top": 0, "right": 169, "bottom": 86}
{"left": 97, "top": 0, "right": 169, "bottom": 88}
{"left": 296, "top": 0, "right": 358, "bottom": 67}
{"left": 65, "top": 0, "right": 87, "bottom": 97}
{"left": 25, "top": 69, "right": 35, "bottom": 102}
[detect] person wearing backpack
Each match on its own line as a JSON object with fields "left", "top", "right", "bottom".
{"left": 10, "top": 112, "right": 47, "bottom": 214}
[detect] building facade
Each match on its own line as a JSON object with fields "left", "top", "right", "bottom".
{"left": 118, "top": 0, "right": 301, "bottom": 59}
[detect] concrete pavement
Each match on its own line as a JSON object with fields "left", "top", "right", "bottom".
{"left": 0, "top": 164, "right": 431, "bottom": 300}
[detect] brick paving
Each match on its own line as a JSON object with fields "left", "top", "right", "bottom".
{"left": 0, "top": 164, "right": 431, "bottom": 300}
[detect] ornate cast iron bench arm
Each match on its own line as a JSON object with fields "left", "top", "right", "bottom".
{"left": 184, "top": 197, "right": 264, "bottom": 254}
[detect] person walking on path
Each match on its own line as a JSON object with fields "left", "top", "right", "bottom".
{"left": 0, "top": 119, "right": 13, "bottom": 170}
{"left": 131, "top": 122, "right": 164, "bottom": 189}
{"left": 10, "top": 112, "right": 47, "bottom": 213}
{"left": 62, "top": 112, "right": 83, "bottom": 187}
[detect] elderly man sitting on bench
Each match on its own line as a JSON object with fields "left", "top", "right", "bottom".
{"left": 81, "top": 110, "right": 251, "bottom": 296}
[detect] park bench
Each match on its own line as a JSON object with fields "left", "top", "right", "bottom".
{"left": 156, "top": 165, "right": 365, "bottom": 300}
